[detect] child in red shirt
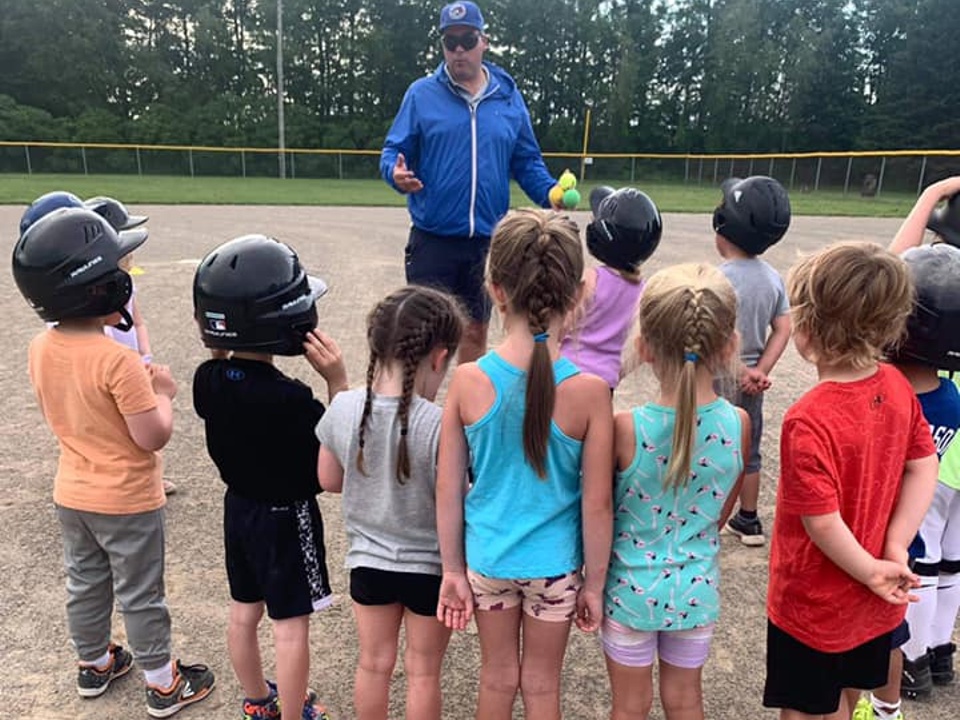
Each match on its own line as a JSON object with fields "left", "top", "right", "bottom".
{"left": 763, "top": 241, "right": 939, "bottom": 719}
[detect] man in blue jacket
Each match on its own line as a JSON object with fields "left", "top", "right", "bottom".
{"left": 380, "top": 1, "right": 557, "bottom": 363}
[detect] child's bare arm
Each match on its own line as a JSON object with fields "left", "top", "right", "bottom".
{"left": 131, "top": 297, "right": 152, "bottom": 360}
{"left": 890, "top": 176, "right": 960, "bottom": 254}
{"left": 303, "top": 329, "right": 348, "bottom": 402}
{"left": 316, "top": 445, "right": 344, "bottom": 493}
{"left": 755, "top": 313, "right": 792, "bottom": 377}
{"left": 718, "top": 408, "right": 750, "bottom": 528}
{"left": 435, "top": 372, "right": 473, "bottom": 630}
{"left": 884, "top": 453, "right": 938, "bottom": 559}
{"left": 577, "top": 376, "right": 614, "bottom": 632}
{"left": 802, "top": 511, "right": 918, "bottom": 604}
{"left": 124, "top": 364, "right": 176, "bottom": 451}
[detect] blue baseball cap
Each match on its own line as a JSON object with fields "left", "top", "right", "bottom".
{"left": 439, "top": 1, "right": 485, "bottom": 32}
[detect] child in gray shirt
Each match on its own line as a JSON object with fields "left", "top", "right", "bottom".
{"left": 712, "top": 176, "right": 793, "bottom": 546}
{"left": 315, "top": 286, "right": 464, "bottom": 720}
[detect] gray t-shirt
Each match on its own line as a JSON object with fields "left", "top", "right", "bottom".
{"left": 719, "top": 258, "right": 789, "bottom": 367}
{"left": 315, "top": 388, "right": 442, "bottom": 575}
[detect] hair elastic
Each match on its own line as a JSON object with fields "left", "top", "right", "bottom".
{"left": 684, "top": 352, "right": 699, "bottom": 363}
{"left": 533, "top": 332, "right": 549, "bottom": 343}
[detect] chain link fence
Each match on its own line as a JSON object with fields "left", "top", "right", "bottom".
{"left": 3, "top": 142, "right": 960, "bottom": 197}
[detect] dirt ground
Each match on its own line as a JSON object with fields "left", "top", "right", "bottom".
{"left": 1, "top": 205, "right": 957, "bottom": 720}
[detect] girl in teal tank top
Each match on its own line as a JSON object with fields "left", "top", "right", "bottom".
{"left": 436, "top": 209, "right": 614, "bottom": 720}
{"left": 604, "top": 263, "right": 748, "bottom": 720}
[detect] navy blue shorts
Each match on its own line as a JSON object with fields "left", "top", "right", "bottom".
{"left": 763, "top": 620, "right": 891, "bottom": 715}
{"left": 404, "top": 226, "right": 491, "bottom": 322}
{"left": 224, "top": 490, "right": 333, "bottom": 620}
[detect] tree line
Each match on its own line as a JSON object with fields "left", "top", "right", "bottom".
{"left": 0, "top": 0, "right": 956, "bottom": 155}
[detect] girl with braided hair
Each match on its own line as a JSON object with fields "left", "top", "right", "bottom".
{"left": 436, "top": 208, "right": 614, "bottom": 720}
{"left": 315, "top": 285, "right": 464, "bottom": 720}
{"left": 603, "top": 263, "right": 748, "bottom": 720}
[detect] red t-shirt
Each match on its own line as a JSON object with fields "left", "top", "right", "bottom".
{"left": 767, "top": 363, "right": 936, "bottom": 652}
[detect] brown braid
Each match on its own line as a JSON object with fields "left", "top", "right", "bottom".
{"left": 637, "top": 264, "right": 738, "bottom": 489}
{"left": 486, "top": 209, "right": 584, "bottom": 477}
{"left": 355, "top": 349, "right": 378, "bottom": 476}
{"left": 359, "top": 286, "right": 465, "bottom": 483}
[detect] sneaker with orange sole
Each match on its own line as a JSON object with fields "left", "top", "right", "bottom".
{"left": 145, "top": 660, "right": 215, "bottom": 717}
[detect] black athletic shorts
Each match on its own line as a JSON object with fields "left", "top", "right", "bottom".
{"left": 763, "top": 620, "right": 892, "bottom": 715}
{"left": 224, "top": 490, "right": 333, "bottom": 620}
{"left": 404, "top": 226, "right": 491, "bottom": 322}
{"left": 350, "top": 566, "right": 441, "bottom": 617}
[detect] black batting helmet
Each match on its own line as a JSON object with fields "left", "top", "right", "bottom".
{"left": 12, "top": 207, "right": 146, "bottom": 327}
{"left": 895, "top": 243, "right": 960, "bottom": 370}
{"left": 927, "top": 192, "right": 960, "bottom": 247}
{"left": 586, "top": 188, "right": 663, "bottom": 274}
{"left": 713, "top": 176, "right": 791, "bottom": 255}
{"left": 193, "top": 235, "right": 327, "bottom": 356}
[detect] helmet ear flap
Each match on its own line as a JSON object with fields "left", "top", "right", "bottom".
{"left": 712, "top": 208, "right": 726, "bottom": 234}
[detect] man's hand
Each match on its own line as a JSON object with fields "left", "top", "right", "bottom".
{"left": 392, "top": 153, "right": 424, "bottom": 194}
{"left": 739, "top": 366, "right": 770, "bottom": 395}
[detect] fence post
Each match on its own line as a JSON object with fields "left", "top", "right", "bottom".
{"left": 698, "top": 157, "right": 703, "bottom": 185}
{"left": 135, "top": 146, "right": 142, "bottom": 176}
{"left": 24, "top": 145, "right": 32, "bottom": 175}
{"left": 81, "top": 147, "right": 88, "bottom": 175}
{"left": 728, "top": 158, "right": 734, "bottom": 179}
{"left": 789, "top": 158, "right": 796, "bottom": 190}
{"left": 241, "top": 150, "right": 246, "bottom": 178}
{"left": 188, "top": 148, "right": 195, "bottom": 178}
{"left": 291, "top": 152, "right": 296, "bottom": 179}
{"left": 843, "top": 156, "right": 853, "bottom": 195}
{"left": 684, "top": 157, "right": 689, "bottom": 183}
{"left": 713, "top": 158, "right": 718, "bottom": 184}
{"left": 768, "top": 157, "right": 774, "bottom": 177}
{"left": 748, "top": 157, "right": 754, "bottom": 176}
{"left": 917, "top": 155, "right": 928, "bottom": 196}
{"left": 338, "top": 153, "right": 343, "bottom": 180}
{"left": 630, "top": 156, "right": 636, "bottom": 183}
{"left": 814, "top": 157, "right": 822, "bottom": 192}
{"left": 876, "top": 156, "right": 887, "bottom": 197}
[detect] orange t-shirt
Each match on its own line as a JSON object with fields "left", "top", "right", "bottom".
{"left": 28, "top": 329, "right": 164, "bottom": 514}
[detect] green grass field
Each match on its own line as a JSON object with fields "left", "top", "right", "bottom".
{"left": 0, "top": 173, "right": 919, "bottom": 217}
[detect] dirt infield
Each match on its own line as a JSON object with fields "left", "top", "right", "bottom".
{"left": 1, "top": 205, "right": 956, "bottom": 719}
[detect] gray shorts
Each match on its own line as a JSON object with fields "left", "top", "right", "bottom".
{"left": 733, "top": 390, "right": 763, "bottom": 474}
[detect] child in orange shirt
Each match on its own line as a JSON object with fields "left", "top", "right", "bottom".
{"left": 13, "top": 207, "right": 215, "bottom": 718}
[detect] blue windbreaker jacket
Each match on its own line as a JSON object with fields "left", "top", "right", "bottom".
{"left": 380, "top": 62, "right": 556, "bottom": 238}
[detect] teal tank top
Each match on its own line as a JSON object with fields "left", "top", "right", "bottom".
{"left": 464, "top": 351, "right": 583, "bottom": 578}
{"left": 605, "top": 399, "right": 742, "bottom": 631}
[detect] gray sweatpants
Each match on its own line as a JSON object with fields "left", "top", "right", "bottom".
{"left": 56, "top": 506, "right": 171, "bottom": 670}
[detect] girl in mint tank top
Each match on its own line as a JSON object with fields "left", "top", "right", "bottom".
{"left": 603, "top": 263, "right": 748, "bottom": 720}
{"left": 436, "top": 208, "right": 614, "bottom": 720}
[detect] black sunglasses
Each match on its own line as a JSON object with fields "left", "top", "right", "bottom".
{"left": 442, "top": 31, "right": 481, "bottom": 52}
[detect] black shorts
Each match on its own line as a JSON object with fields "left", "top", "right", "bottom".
{"left": 763, "top": 620, "right": 892, "bottom": 715}
{"left": 890, "top": 619, "right": 910, "bottom": 649}
{"left": 224, "top": 490, "right": 333, "bottom": 620}
{"left": 350, "top": 567, "right": 441, "bottom": 617}
{"left": 404, "top": 226, "right": 491, "bottom": 322}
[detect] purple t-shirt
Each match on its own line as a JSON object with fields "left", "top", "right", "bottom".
{"left": 560, "top": 266, "right": 643, "bottom": 388}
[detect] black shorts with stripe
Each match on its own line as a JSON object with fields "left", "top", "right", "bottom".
{"left": 224, "top": 489, "right": 333, "bottom": 620}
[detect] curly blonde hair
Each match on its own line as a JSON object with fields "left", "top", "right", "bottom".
{"left": 787, "top": 241, "right": 914, "bottom": 369}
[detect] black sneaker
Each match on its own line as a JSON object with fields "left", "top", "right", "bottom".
{"left": 727, "top": 512, "right": 765, "bottom": 546}
{"left": 902, "top": 652, "right": 933, "bottom": 699}
{"left": 931, "top": 642, "right": 956, "bottom": 685}
{"left": 145, "top": 660, "right": 215, "bottom": 717}
{"left": 77, "top": 643, "right": 133, "bottom": 697}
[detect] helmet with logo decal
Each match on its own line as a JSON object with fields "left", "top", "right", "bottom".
{"left": 586, "top": 187, "right": 663, "bottom": 273}
{"left": 712, "top": 176, "right": 791, "bottom": 255}
{"left": 84, "top": 196, "right": 148, "bottom": 231}
{"left": 12, "top": 207, "right": 146, "bottom": 327}
{"left": 927, "top": 192, "right": 960, "bottom": 248}
{"left": 193, "top": 234, "right": 327, "bottom": 356}
{"left": 894, "top": 243, "right": 960, "bottom": 370}
{"left": 19, "top": 190, "right": 84, "bottom": 236}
